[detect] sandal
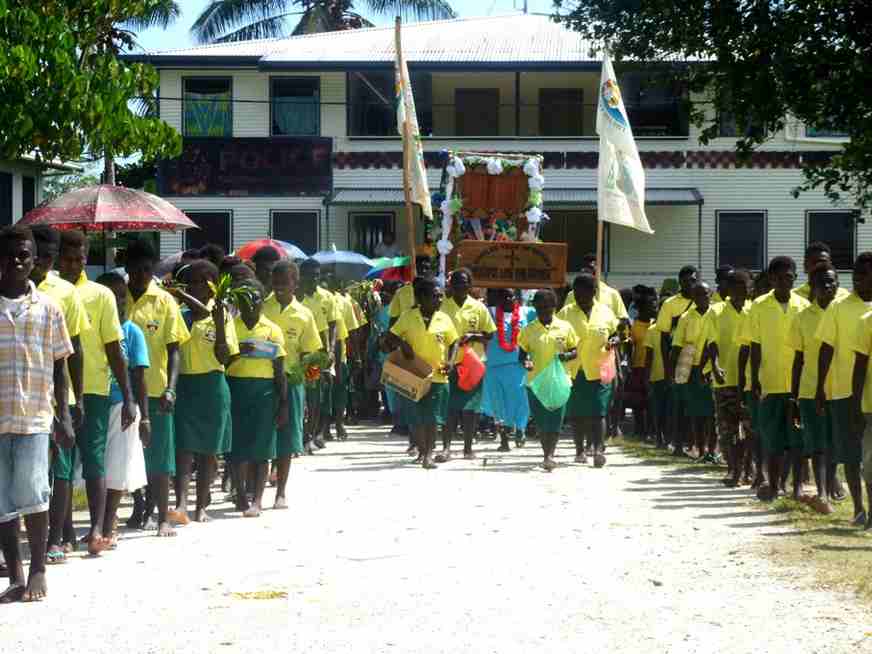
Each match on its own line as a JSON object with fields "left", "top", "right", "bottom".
{"left": 46, "top": 548, "right": 67, "bottom": 565}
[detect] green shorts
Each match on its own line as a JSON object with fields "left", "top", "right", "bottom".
{"left": 277, "top": 383, "right": 305, "bottom": 457}
{"left": 758, "top": 394, "right": 802, "bottom": 455}
{"left": 448, "top": 374, "right": 485, "bottom": 413}
{"left": 743, "top": 391, "right": 760, "bottom": 436}
{"left": 75, "top": 394, "right": 112, "bottom": 480}
{"left": 332, "top": 363, "right": 350, "bottom": 415}
{"left": 52, "top": 405, "right": 77, "bottom": 481}
{"left": 648, "top": 380, "right": 668, "bottom": 420}
{"left": 566, "top": 376, "right": 612, "bottom": 418}
{"left": 830, "top": 398, "right": 863, "bottom": 465}
{"left": 405, "top": 382, "right": 449, "bottom": 428}
{"left": 528, "top": 387, "right": 566, "bottom": 433}
{"left": 863, "top": 415, "right": 872, "bottom": 484}
{"left": 143, "top": 397, "right": 176, "bottom": 476}
{"left": 799, "top": 399, "right": 831, "bottom": 453}
{"left": 680, "top": 371, "right": 714, "bottom": 418}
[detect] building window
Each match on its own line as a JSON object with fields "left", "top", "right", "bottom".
{"left": 22, "top": 176, "right": 36, "bottom": 216}
{"left": 718, "top": 111, "right": 765, "bottom": 138}
{"left": 271, "top": 78, "right": 320, "bottom": 136}
{"left": 271, "top": 211, "right": 318, "bottom": 255}
{"left": 805, "top": 122, "right": 848, "bottom": 138}
{"left": 539, "top": 210, "right": 598, "bottom": 272}
{"left": 619, "top": 71, "right": 689, "bottom": 137}
{"left": 455, "top": 89, "right": 499, "bottom": 137}
{"left": 539, "top": 89, "right": 584, "bottom": 137}
{"left": 183, "top": 78, "right": 232, "bottom": 138}
{"left": 347, "top": 71, "right": 431, "bottom": 137}
{"left": 350, "top": 212, "right": 395, "bottom": 258}
{"left": 184, "top": 212, "right": 232, "bottom": 254}
{"left": 0, "top": 172, "right": 12, "bottom": 227}
{"left": 717, "top": 211, "right": 766, "bottom": 271}
{"left": 807, "top": 211, "right": 856, "bottom": 270}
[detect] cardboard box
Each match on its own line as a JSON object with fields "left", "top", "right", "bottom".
{"left": 381, "top": 350, "right": 433, "bottom": 402}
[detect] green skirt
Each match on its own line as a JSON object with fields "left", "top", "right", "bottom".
{"left": 277, "top": 383, "right": 305, "bottom": 457}
{"left": 228, "top": 377, "right": 277, "bottom": 463}
{"left": 144, "top": 397, "right": 176, "bottom": 476}
{"left": 799, "top": 398, "right": 831, "bottom": 453}
{"left": 448, "top": 374, "right": 484, "bottom": 413}
{"left": 405, "top": 382, "right": 449, "bottom": 427}
{"left": 528, "top": 388, "right": 566, "bottom": 433}
{"left": 175, "top": 371, "right": 232, "bottom": 456}
{"left": 332, "top": 362, "right": 350, "bottom": 415}
{"left": 566, "top": 376, "right": 612, "bottom": 418}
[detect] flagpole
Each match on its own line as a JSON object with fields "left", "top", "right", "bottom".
{"left": 395, "top": 17, "right": 417, "bottom": 279}
{"left": 595, "top": 214, "right": 604, "bottom": 275}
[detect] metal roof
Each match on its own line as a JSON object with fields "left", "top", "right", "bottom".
{"left": 125, "top": 15, "right": 603, "bottom": 70}
{"left": 328, "top": 187, "right": 703, "bottom": 206}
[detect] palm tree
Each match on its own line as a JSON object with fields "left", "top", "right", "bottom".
{"left": 191, "top": 0, "right": 456, "bottom": 44}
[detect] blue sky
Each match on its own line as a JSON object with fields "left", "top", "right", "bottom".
{"left": 135, "top": 0, "right": 558, "bottom": 50}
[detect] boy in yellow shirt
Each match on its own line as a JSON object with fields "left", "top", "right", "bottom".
{"left": 789, "top": 263, "right": 838, "bottom": 512}
{"left": 671, "top": 282, "right": 715, "bottom": 461}
{"left": 387, "top": 277, "right": 459, "bottom": 469}
{"left": 852, "top": 308, "right": 872, "bottom": 529}
{"left": 746, "top": 256, "right": 809, "bottom": 502}
{"left": 817, "top": 251, "right": 872, "bottom": 525}
{"left": 625, "top": 287, "right": 658, "bottom": 441}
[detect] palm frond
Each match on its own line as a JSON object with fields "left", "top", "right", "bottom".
{"left": 213, "top": 14, "right": 296, "bottom": 43}
{"left": 191, "top": 0, "right": 296, "bottom": 44}
{"left": 123, "top": 0, "right": 181, "bottom": 31}
{"left": 291, "top": 6, "right": 333, "bottom": 35}
{"left": 364, "top": 0, "right": 457, "bottom": 22}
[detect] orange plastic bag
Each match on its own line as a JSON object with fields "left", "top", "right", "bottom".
{"left": 457, "top": 345, "right": 486, "bottom": 391}
{"left": 599, "top": 349, "right": 617, "bottom": 384}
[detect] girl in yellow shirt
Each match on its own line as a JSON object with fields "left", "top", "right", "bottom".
{"left": 387, "top": 277, "right": 459, "bottom": 469}
{"left": 168, "top": 260, "right": 239, "bottom": 525}
{"left": 226, "top": 280, "right": 288, "bottom": 517}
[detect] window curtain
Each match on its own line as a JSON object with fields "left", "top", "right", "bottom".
{"left": 273, "top": 95, "right": 319, "bottom": 135}
{"left": 185, "top": 90, "right": 232, "bottom": 137}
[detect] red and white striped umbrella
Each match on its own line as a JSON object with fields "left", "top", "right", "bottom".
{"left": 20, "top": 184, "right": 198, "bottom": 232}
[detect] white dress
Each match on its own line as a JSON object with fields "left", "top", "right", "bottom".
{"left": 104, "top": 404, "right": 147, "bottom": 492}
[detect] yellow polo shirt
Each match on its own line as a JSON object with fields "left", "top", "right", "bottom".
{"left": 673, "top": 307, "right": 712, "bottom": 367}
{"left": 711, "top": 291, "right": 724, "bottom": 304}
{"left": 852, "top": 310, "right": 872, "bottom": 413}
{"left": 708, "top": 300, "right": 750, "bottom": 388}
{"left": 263, "top": 295, "right": 322, "bottom": 372}
{"left": 73, "top": 272, "right": 124, "bottom": 397}
{"left": 389, "top": 308, "right": 458, "bottom": 384}
{"left": 815, "top": 292, "right": 872, "bottom": 400}
{"left": 562, "top": 281, "right": 629, "bottom": 320}
{"left": 441, "top": 295, "right": 497, "bottom": 363}
{"left": 794, "top": 283, "right": 850, "bottom": 302}
{"left": 227, "top": 315, "right": 286, "bottom": 380}
{"left": 39, "top": 273, "right": 90, "bottom": 403}
{"left": 179, "top": 306, "right": 240, "bottom": 375}
{"left": 301, "top": 286, "right": 338, "bottom": 334}
{"left": 788, "top": 302, "right": 831, "bottom": 400}
{"left": 645, "top": 324, "right": 665, "bottom": 383}
{"left": 743, "top": 290, "right": 810, "bottom": 395}
{"left": 734, "top": 312, "right": 753, "bottom": 392}
{"left": 558, "top": 301, "right": 619, "bottom": 380}
{"left": 127, "top": 281, "right": 191, "bottom": 398}
{"left": 518, "top": 317, "right": 579, "bottom": 383}
{"left": 388, "top": 283, "right": 415, "bottom": 319}
{"left": 630, "top": 319, "right": 651, "bottom": 368}
{"left": 656, "top": 294, "right": 694, "bottom": 334}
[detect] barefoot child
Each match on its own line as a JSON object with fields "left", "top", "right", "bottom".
{"left": 520, "top": 289, "right": 578, "bottom": 472}
{"left": 559, "top": 273, "right": 618, "bottom": 468}
{"left": 96, "top": 273, "right": 150, "bottom": 546}
{"left": 226, "top": 280, "right": 288, "bottom": 517}
{"left": 0, "top": 226, "right": 74, "bottom": 603}
{"left": 789, "top": 263, "right": 838, "bottom": 511}
{"left": 386, "top": 276, "right": 458, "bottom": 469}
{"left": 170, "top": 260, "right": 238, "bottom": 524}
{"left": 125, "top": 239, "right": 190, "bottom": 537}
{"left": 265, "top": 261, "right": 322, "bottom": 508}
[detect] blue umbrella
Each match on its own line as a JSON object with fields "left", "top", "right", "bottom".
{"left": 313, "top": 248, "right": 374, "bottom": 280}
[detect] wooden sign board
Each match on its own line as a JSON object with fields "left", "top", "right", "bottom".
{"left": 452, "top": 241, "right": 567, "bottom": 289}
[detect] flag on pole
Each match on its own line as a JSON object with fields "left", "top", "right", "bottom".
{"left": 596, "top": 53, "right": 654, "bottom": 234}
{"left": 395, "top": 36, "right": 432, "bottom": 219}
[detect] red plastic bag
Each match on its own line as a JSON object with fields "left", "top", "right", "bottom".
{"left": 599, "top": 349, "right": 617, "bottom": 384}
{"left": 457, "top": 346, "right": 485, "bottom": 391}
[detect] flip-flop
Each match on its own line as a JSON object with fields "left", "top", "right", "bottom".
{"left": 852, "top": 511, "right": 867, "bottom": 527}
{"left": 46, "top": 549, "right": 67, "bottom": 565}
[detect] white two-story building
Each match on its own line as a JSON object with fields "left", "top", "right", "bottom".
{"left": 127, "top": 14, "right": 870, "bottom": 287}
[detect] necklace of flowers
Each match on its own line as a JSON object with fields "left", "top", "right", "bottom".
{"left": 496, "top": 303, "right": 521, "bottom": 352}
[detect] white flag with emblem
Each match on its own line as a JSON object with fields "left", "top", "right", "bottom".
{"left": 596, "top": 53, "right": 653, "bottom": 234}
{"left": 395, "top": 39, "right": 432, "bottom": 219}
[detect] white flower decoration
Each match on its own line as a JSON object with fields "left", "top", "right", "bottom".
{"left": 446, "top": 156, "right": 466, "bottom": 178}
{"left": 523, "top": 158, "right": 540, "bottom": 177}
{"left": 528, "top": 174, "right": 545, "bottom": 191}
{"left": 486, "top": 158, "right": 504, "bottom": 175}
{"left": 440, "top": 199, "right": 452, "bottom": 216}
{"left": 525, "top": 207, "right": 543, "bottom": 224}
{"left": 436, "top": 239, "right": 454, "bottom": 255}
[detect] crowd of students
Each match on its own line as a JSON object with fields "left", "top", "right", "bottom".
{"left": 1, "top": 220, "right": 870, "bottom": 604}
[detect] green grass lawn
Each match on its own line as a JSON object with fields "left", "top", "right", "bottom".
{"left": 614, "top": 436, "right": 872, "bottom": 602}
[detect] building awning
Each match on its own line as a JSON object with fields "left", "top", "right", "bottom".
{"left": 328, "top": 187, "right": 704, "bottom": 208}
{"left": 547, "top": 187, "right": 704, "bottom": 207}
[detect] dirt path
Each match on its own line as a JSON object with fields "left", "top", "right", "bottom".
{"left": 3, "top": 425, "right": 870, "bottom": 653}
